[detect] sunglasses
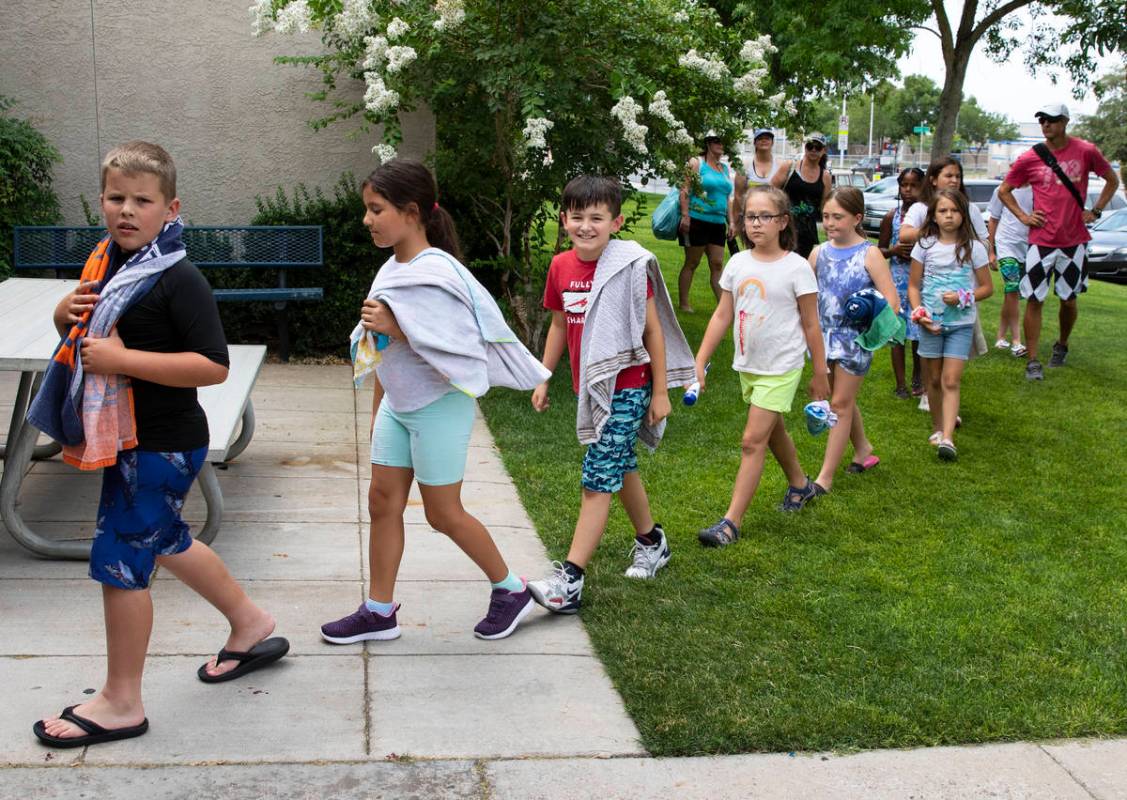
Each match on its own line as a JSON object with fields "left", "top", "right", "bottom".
{"left": 805, "top": 142, "right": 825, "bottom": 151}
{"left": 1037, "top": 115, "right": 1066, "bottom": 124}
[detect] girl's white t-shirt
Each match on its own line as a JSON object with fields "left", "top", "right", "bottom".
{"left": 909, "top": 238, "right": 989, "bottom": 327}
{"left": 904, "top": 200, "right": 987, "bottom": 241}
{"left": 719, "top": 250, "right": 818, "bottom": 375}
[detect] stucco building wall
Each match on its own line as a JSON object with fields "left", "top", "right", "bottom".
{"left": 0, "top": 1, "right": 434, "bottom": 224}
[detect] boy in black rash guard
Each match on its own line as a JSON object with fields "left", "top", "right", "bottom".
{"left": 33, "top": 141, "right": 288, "bottom": 749}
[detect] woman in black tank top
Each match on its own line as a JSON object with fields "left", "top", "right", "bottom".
{"left": 772, "top": 133, "right": 833, "bottom": 257}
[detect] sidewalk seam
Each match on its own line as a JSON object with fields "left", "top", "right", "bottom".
{"left": 1038, "top": 744, "right": 1099, "bottom": 799}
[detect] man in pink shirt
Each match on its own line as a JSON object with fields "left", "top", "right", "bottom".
{"left": 998, "top": 102, "right": 1120, "bottom": 381}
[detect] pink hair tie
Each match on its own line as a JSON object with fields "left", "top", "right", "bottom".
{"left": 433, "top": 202, "right": 439, "bottom": 211}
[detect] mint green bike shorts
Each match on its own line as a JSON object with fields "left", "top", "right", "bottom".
{"left": 370, "top": 391, "right": 475, "bottom": 486}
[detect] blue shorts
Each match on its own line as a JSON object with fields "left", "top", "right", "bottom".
{"left": 581, "top": 385, "right": 651, "bottom": 494}
{"left": 917, "top": 324, "right": 974, "bottom": 360}
{"left": 89, "top": 447, "right": 207, "bottom": 590}
{"left": 371, "top": 390, "right": 475, "bottom": 486}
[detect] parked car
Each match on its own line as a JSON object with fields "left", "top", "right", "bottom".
{"left": 1088, "top": 208, "right": 1127, "bottom": 284}
{"left": 853, "top": 156, "right": 898, "bottom": 179}
{"left": 832, "top": 171, "right": 869, "bottom": 189}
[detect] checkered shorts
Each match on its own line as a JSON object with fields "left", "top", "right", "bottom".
{"left": 1021, "top": 244, "right": 1088, "bottom": 302}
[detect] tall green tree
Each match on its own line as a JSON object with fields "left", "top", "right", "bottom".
{"left": 256, "top": 0, "right": 789, "bottom": 347}
{"left": 1071, "top": 71, "right": 1127, "bottom": 168}
{"left": 0, "top": 96, "right": 61, "bottom": 277}
{"left": 918, "top": 0, "right": 1126, "bottom": 158}
{"left": 956, "top": 96, "right": 1019, "bottom": 148}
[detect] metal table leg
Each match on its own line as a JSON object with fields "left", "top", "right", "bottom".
{"left": 223, "top": 401, "right": 256, "bottom": 462}
{"left": 1, "top": 371, "right": 60, "bottom": 461}
{"left": 194, "top": 462, "right": 224, "bottom": 545}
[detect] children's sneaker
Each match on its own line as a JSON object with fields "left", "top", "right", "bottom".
{"left": 698, "top": 518, "right": 739, "bottom": 547}
{"left": 994, "top": 338, "right": 1010, "bottom": 350}
{"left": 321, "top": 603, "right": 401, "bottom": 644}
{"left": 624, "top": 527, "right": 671, "bottom": 579}
{"left": 937, "top": 439, "right": 958, "bottom": 462}
{"left": 918, "top": 394, "right": 930, "bottom": 411}
{"left": 1048, "top": 341, "right": 1068, "bottom": 367}
{"left": 473, "top": 581, "right": 534, "bottom": 640}
{"left": 528, "top": 562, "right": 584, "bottom": 614}
{"left": 1025, "top": 359, "right": 1044, "bottom": 381}
{"left": 1011, "top": 342, "right": 1027, "bottom": 358}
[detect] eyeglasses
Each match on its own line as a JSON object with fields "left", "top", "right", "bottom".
{"left": 805, "top": 142, "right": 825, "bottom": 151}
{"left": 745, "top": 213, "right": 785, "bottom": 224}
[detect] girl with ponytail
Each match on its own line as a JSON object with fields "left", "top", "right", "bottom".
{"left": 320, "top": 159, "right": 550, "bottom": 647}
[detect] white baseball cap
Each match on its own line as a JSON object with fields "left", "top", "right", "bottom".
{"left": 1035, "top": 103, "right": 1070, "bottom": 120}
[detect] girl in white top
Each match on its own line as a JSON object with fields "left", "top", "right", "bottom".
{"left": 908, "top": 189, "right": 994, "bottom": 462}
{"left": 692, "top": 185, "right": 830, "bottom": 546}
{"left": 898, "top": 157, "right": 988, "bottom": 243}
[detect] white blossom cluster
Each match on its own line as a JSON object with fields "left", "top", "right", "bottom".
{"left": 672, "top": 10, "right": 689, "bottom": 23}
{"left": 647, "top": 91, "right": 677, "bottom": 126}
{"left": 249, "top": 0, "right": 274, "bottom": 36}
{"left": 364, "top": 72, "right": 400, "bottom": 114}
{"left": 363, "top": 35, "right": 389, "bottom": 69}
{"left": 522, "top": 117, "right": 554, "bottom": 150}
{"left": 740, "top": 34, "right": 776, "bottom": 63}
{"left": 386, "top": 16, "right": 410, "bottom": 40}
{"left": 274, "top": 0, "right": 312, "bottom": 34}
{"left": 659, "top": 159, "right": 677, "bottom": 174}
{"left": 433, "top": 0, "right": 466, "bottom": 31}
{"left": 733, "top": 66, "right": 768, "bottom": 96}
{"left": 386, "top": 45, "right": 417, "bottom": 73}
{"left": 611, "top": 96, "right": 649, "bottom": 153}
{"left": 333, "top": 0, "right": 375, "bottom": 40}
{"left": 678, "top": 49, "right": 728, "bottom": 81}
{"left": 371, "top": 143, "right": 398, "bottom": 163}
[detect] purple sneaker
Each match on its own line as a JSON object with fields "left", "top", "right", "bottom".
{"left": 321, "top": 603, "right": 401, "bottom": 644}
{"left": 473, "top": 582, "right": 534, "bottom": 640}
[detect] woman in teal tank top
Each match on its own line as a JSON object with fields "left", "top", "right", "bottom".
{"left": 677, "top": 134, "right": 734, "bottom": 312}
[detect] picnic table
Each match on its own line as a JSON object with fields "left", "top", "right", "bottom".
{"left": 0, "top": 277, "right": 265, "bottom": 560}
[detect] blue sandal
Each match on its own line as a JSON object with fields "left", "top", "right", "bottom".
{"left": 698, "top": 518, "right": 739, "bottom": 547}
{"left": 780, "top": 478, "right": 817, "bottom": 512}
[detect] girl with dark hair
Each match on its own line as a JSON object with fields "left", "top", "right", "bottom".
{"left": 771, "top": 132, "right": 833, "bottom": 258}
{"left": 677, "top": 134, "right": 735, "bottom": 312}
{"left": 898, "top": 157, "right": 987, "bottom": 244}
{"left": 692, "top": 185, "right": 830, "bottom": 546}
{"left": 908, "top": 188, "right": 993, "bottom": 461}
{"left": 878, "top": 167, "right": 925, "bottom": 397}
{"left": 808, "top": 187, "right": 899, "bottom": 497}
{"left": 321, "top": 159, "right": 550, "bottom": 645}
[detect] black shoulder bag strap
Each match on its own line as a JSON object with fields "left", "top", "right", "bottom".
{"left": 1032, "top": 143, "right": 1085, "bottom": 211}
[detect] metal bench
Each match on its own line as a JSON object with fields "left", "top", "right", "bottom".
{"left": 12, "top": 226, "right": 324, "bottom": 361}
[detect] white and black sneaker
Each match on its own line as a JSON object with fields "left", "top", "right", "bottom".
{"left": 528, "top": 561, "right": 584, "bottom": 614}
{"left": 624, "top": 526, "right": 671, "bottom": 579}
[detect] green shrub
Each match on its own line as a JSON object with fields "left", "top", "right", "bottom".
{"left": 0, "top": 96, "right": 62, "bottom": 278}
{"left": 213, "top": 173, "right": 388, "bottom": 357}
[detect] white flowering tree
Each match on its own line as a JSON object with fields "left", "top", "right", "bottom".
{"left": 252, "top": 0, "right": 791, "bottom": 345}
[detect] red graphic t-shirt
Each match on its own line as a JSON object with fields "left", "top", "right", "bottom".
{"left": 543, "top": 249, "right": 653, "bottom": 395}
{"left": 1005, "top": 137, "right": 1111, "bottom": 248}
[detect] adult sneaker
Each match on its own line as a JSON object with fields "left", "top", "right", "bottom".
{"left": 528, "top": 562, "right": 584, "bottom": 614}
{"left": 321, "top": 603, "right": 401, "bottom": 644}
{"left": 473, "top": 581, "right": 534, "bottom": 640}
{"left": 1025, "top": 359, "right": 1044, "bottom": 381}
{"left": 1048, "top": 341, "right": 1068, "bottom": 367}
{"left": 624, "top": 527, "right": 671, "bottom": 579}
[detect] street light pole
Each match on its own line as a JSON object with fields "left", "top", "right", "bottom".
{"left": 868, "top": 95, "right": 874, "bottom": 157}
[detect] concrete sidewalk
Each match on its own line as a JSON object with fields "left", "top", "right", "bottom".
{"left": 2, "top": 365, "right": 1125, "bottom": 798}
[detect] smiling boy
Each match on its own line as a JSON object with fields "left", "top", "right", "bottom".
{"left": 528, "top": 176, "right": 694, "bottom": 613}
{"left": 31, "top": 141, "right": 287, "bottom": 748}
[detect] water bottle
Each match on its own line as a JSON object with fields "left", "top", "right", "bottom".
{"left": 682, "top": 363, "right": 710, "bottom": 406}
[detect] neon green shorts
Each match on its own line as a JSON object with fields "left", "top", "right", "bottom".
{"left": 738, "top": 367, "right": 803, "bottom": 413}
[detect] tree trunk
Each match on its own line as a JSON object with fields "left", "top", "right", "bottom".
{"left": 931, "top": 46, "right": 970, "bottom": 160}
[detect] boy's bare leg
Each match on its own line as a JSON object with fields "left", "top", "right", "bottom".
{"left": 724, "top": 406, "right": 779, "bottom": 523}
{"left": 419, "top": 481, "right": 508, "bottom": 583}
{"left": 39, "top": 586, "right": 151, "bottom": 739}
{"left": 366, "top": 465, "right": 414, "bottom": 602}
{"left": 1058, "top": 297, "right": 1077, "bottom": 347}
{"left": 617, "top": 471, "right": 655, "bottom": 535}
{"left": 565, "top": 490, "right": 614, "bottom": 569}
{"left": 158, "top": 540, "right": 276, "bottom": 678}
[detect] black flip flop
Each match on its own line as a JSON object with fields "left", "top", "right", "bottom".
{"left": 33, "top": 705, "right": 149, "bottom": 748}
{"left": 197, "top": 636, "right": 290, "bottom": 683}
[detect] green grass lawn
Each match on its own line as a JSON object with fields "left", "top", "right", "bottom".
{"left": 479, "top": 195, "right": 1127, "bottom": 756}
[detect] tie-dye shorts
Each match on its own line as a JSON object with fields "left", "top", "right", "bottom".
{"left": 581, "top": 385, "right": 651, "bottom": 494}
{"left": 89, "top": 447, "right": 207, "bottom": 590}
